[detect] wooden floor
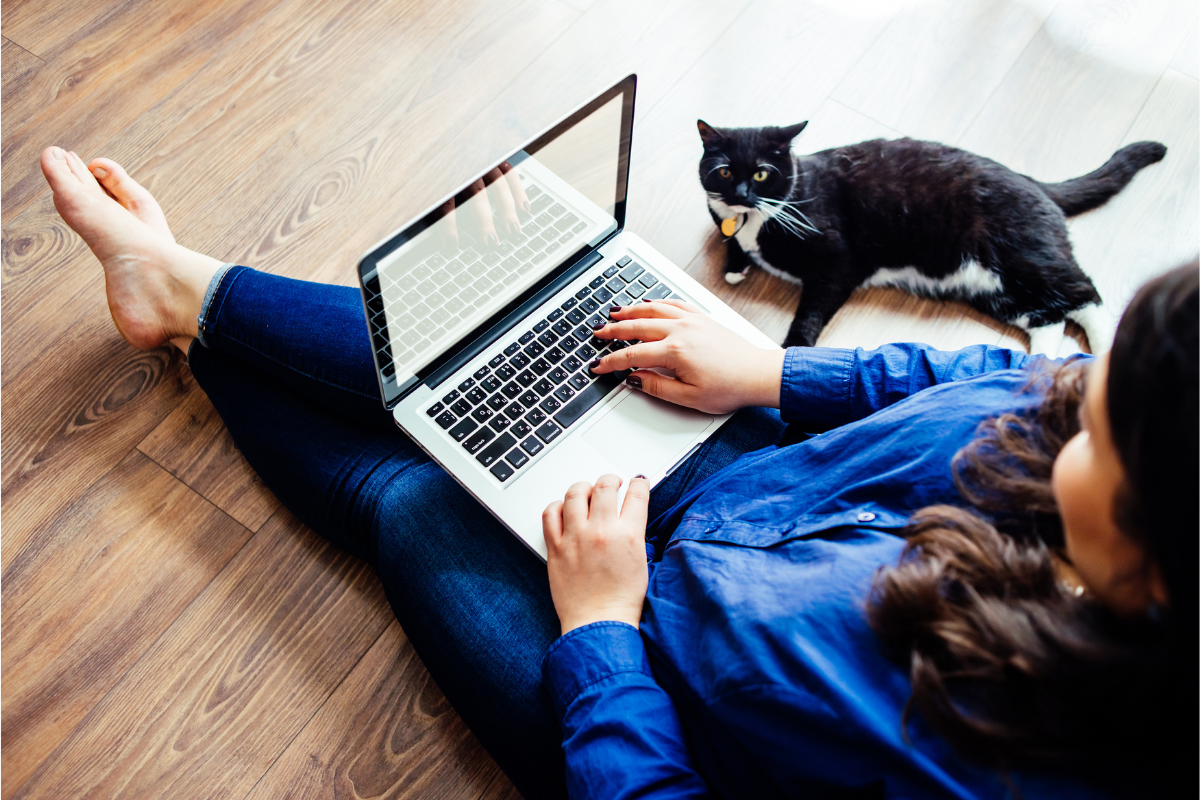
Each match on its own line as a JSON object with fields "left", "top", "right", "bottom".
{"left": 2, "top": 0, "right": 1196, "bottom": 797}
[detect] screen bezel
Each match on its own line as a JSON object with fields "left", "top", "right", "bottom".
{"left": 358, "top": 74, "right": 637, "bottom": 408}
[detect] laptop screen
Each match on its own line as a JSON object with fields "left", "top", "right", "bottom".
{"left": 361, "top": 77, "right": 634, "bottom": 395}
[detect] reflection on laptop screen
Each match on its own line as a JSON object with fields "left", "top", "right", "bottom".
{"left": 369, "top": 93, "right": 625, "bottom": 385}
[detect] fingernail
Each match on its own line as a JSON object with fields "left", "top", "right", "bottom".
{"left": 588, "top": 358, "right": 601, "bottom": 371}
{"left": 51, "top": 147, "right": 65, "bottom": 161}
{"left": 642, "top": 298, "right": 652, "bottom": 303}
{"left": 589, "top": 319, "right": 605, "bottom": 331}
{"left": 487, "top": 233, "right": 499, "bottom": 246}
{"left": 508, "top": 220, "right": 520, "bottom": 236}
{"left": 634, "top": 474, "right": 646, "bottom": 480}
{"left": 523, "top": 200, "right": 531, "bottom": 213}
{"left": 626, "top": 375, "right": 642, "bottom": 389}
{"left": 609, "top": 305, "right": 622, "bottom": 314}
{"left": 92, "top": 166, "right": 108, "bottom": 179}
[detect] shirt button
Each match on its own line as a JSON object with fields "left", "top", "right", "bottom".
{"left": 857, "top": 511, "right": 876, "bottom": 522}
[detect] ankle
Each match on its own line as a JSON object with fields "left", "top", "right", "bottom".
{"left": 166, "top": 244, "right": 224, "bottom": 340}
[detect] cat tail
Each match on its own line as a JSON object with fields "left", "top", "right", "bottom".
{"left": 1037, "top": 141, "right": 1167, "bottom": 217}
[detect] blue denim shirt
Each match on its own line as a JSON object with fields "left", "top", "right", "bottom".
{"left": 543, "top": 344, "right": 1106, "bottom": 800}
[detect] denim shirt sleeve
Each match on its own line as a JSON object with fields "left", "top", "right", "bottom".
{"left": 544, "top": 621, "right": 711, "bottom": 799}
{"left": 780, "top": 342, "right": 1046, "bottom": 427}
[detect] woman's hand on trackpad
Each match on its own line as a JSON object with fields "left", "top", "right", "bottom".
{"left": 589, "top": 299, "right": 785, "bottom": 414}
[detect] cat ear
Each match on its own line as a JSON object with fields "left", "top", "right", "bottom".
{"left": 769, "top": 121, "right": 809, "bottom": 144}
{"left": 697, "top": 120, "right": 726, "bottom": 147}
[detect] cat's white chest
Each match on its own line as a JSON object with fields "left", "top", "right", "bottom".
{"left": 708, "top": 198, "right": 796, "bottom": 285}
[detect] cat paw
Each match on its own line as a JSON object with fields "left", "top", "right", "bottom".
{"left": 724, "top": 269, "right": 749, "bottom": 285}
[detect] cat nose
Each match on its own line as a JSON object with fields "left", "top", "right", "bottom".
{"left": 735, "top": 181, "right": 750, "bottom": 198}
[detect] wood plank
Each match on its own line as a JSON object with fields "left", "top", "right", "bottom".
{"left": 0, "top": 0, "right": 141, "bottom": 60}
{"left": 12, "top": 511, "right": 394, "bottom": 800}
{"left": 0, "top": 314, "right": 191, "bottom": 573}
{"left": 1, "top": 451, "right": 250, "bottom": 799}
{"left": 0, "top": 0, "right": 454, "bottom": 382}
{"left": 957, "top": 0, "right": 1198, "bottom": 179}
{"left": 614, "top": 0, "right": 897, "bottom": 270}
{"left": 138, "top": 381, "right": 280, "bottom": 533}
{"left": 1, "top": 37, "right": 44, "bottom": 135}
{"left": 1, "top": 0, "right": 292, "bottom": 223}
{"left": 997, "top": 68, "right": 1199, "bottom": 352}
{"left": 244, "top": 621, "right": 504, "bottom": 800}
{"left": 1169, "top": 15, "right": 1198, "bottom": 79}
{"left": 830, "top": 0, "right": 1058, "bottom": 145}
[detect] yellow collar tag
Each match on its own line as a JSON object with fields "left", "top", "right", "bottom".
{"left": 720, "top": 217, "right": 738, "bottom": 237}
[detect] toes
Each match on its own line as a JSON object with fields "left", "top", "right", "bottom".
{"left": 40, "top": 146, "right": 79, "bottom": 194}
{"left": 65, "top": 150, "right": 105, "bottom": 193}
{"left": 87, "top": 157, "right": 175, "bottom": 242}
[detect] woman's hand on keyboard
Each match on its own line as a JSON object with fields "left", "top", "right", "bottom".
{"left": 543, "top": 474, "right": 650, "bottom": 635}
{"left": 590, "top": 300, "right": 785, "bottom": 414}
{"left": 435, "top": 161, "right": 530, "bottom": 251}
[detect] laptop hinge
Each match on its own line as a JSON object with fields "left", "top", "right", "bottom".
{"left": 423, "top": 248, "right": 606, "bottom": 390}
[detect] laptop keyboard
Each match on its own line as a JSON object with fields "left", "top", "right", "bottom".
{"left": 363, "top": 182, "right": 589, "bottom": 381}
{"left": 423, "top": 255, "right": 681, "bottom": 484}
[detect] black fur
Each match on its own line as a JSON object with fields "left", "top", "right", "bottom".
{"left": 698, "top": 120, "right": 1167, "bottom": 347}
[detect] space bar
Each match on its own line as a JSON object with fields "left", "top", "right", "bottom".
{"left": 554, "top": 370, "right": 630, "bottom": 429}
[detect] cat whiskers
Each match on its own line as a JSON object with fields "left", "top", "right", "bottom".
{"left": 756, "top": 196, "right": 821, "bottom": 238}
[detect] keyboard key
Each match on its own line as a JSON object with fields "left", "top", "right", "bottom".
{"left": 580, "top": 297, "right": 600, "bottom": 313}
{"left": 613, "top": 292, "right": 633, "bottom": 307}
{"left": 625, "top": 282, "right": 645, "bottom": 298}
{"left": 525, "top": 408, "right": 547, "bottom": 426}
{"left": 575, "top": 286, "right": 593, "bottom": 300}
{"left": 576, "top": 344, "right": 596, "bottom": 361}
{"left": 523, "top": 341, "right": 545, "bottom": 358}
{"left": 639, "top": 272, "right": 659, "bottom": 288}
{"left": 568, "top": 373, "right": 590, "bottom": 391}
{"left": 531, "top": 358, "right": 551, "bottom": 376}
{"left": 487, "top": 393, "right": 508, "bottom": 411}
{"left": 536, "top": 421, "right": 562, "bottom": 443}
{"left": 646, "top": 283, "right": 672, "bottom": 300}
{"left": 559, "top": 335, "right": 579, "bottom": 352}
{"left": 573, "top": 326, "right": 591, "bottom": 342}
{"left": 563, "top": 355, "right": 583, "bottom": 372}
{"left": 553, "top": 370, "right": 629, "bottom": 429}
{"left": 616, "top": 255, "right": 632, "bottom": 267}
{"left": 566, "top": 308, "right": 586, "bottom": 325}
{"left": 477, "top": 433, "right": 516, "bottom": 466}
{"left": 510, "top": 352, "right": 531, "bottom": 369}
{"left": 518, "top": 331, "right": 535, "bottom": 345}
{"left": 451, "top": 399, "right": 472, "bottom": 416}
{"left": 462, "top": 426, "right": 494, "bottom": 453}
{"left": 504, "top": 342, "right": 522, "bottom": 356}
{"left": 521, "top": 436, "right": 544, "bottom": 456}
{"left": 512, "top": 419, "right": 533, "bottom": 439}
{"left": 426, "top": 402, "right": 445, "bottom": 417}
{"left": 619, "top": 262, "right": 645, "bottom": 282}
{"left": 481, "top": 375, "right": 502, "bottom": 393}
{"left": 553, "top": 385, "right": 576, "bottom": 403}
{"left": 545, "top": 348, "right": 565, "bottom": 364}
{"left": 533, "top": 319, "right": 550, "bottom": 333}
{"left": 545, "top": 241, "right": 561, "bottom": 255}
{"left": 519, "top": 390, "right": 540, "bottom": 407}
{"left": 471, "top": 405, "right": 495, "bottom": 423}
{"left": 474, "top": 365, "right": 491, "bottom": 380}
{"left": 490, "top": 415, "right": 511, "bottom": 432}
{"left": 547, "top": 308, "right": 564, "bottom": 322}
{"left": 533, "top": 378, "right": 554, "bottom": 395}
{"left": 466, "top": 387, "right": 487, "bottom": 405}
{"left": 490, "top": 460, "right": 516, "bottom": 482}
{"left": 489, "top": 354, "right": 506, "bottom": 368}
{"left": 555, "top": 212, "right": 579, "bottom": 231}
{"left": 548, "top": 366, "right": 570, "bottom": 384}
{"left": 561, "top": 297, "right": 578, "bottom": 311}
{"left": 504, "top": 401, "right": 525, "bottom": 420}
{"left": 516, "top": 370, "right": 537, "bottom": 388}
{"left": 551, "top": 319, "right": 573, "bottom": 336}
{"left": 502, "top": 381, "right": 522, "bottom": 399}
{"left": 606, "top": 277, "right": 625, "bottom": 294}
{"left": 449, "top": 417, "right": 478, "bottom": 441}
{"left": 593, "top": 287, "right": 613, "bottom": 304}
{"left": 603, "top": 265, "right": 620, "bottom": 278}
{"left": 496, "top": 364, "right": 516, "bottom": 380}
{"left": 537, "top": 330, "right": 558, "bottom": 348}
{"left": 505, "top": 448, "right": 529, "bottom": 469}
{"left": 589, "top": 275, "right": 607, "bottom": 289}
{"left": 459, "top": 377, "right": 476, "bottom": 392}
{"left": 435, "top": 410, "right": 457, "bottom": 429}
{"left": 539, "top": 397, "right": 562, "bottom": 414}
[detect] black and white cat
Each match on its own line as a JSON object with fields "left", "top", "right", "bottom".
{"left": 698, "top": 120, "right": 1166, "bottom": 352}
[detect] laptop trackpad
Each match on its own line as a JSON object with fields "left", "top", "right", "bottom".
{"left": 583, "top": 391, "right": 713, "bottom": 478}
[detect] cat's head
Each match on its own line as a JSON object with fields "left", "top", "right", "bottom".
{"left": 697, "top": 120, "right": 808, "bottom": 212}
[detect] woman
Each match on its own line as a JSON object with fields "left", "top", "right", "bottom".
{"left": 40, "top": 146, "right": 1196, "bottom": 799}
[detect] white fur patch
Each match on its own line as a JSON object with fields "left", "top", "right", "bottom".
{"left": 724, "top": 270, "right": 747, "bottom": 284}
{"left": 1025, "top": 320, "right": 1067, "bottom": 356}
{"left": 708, "top": 196, "right": 794, "bottom": 279}
{"left": 1066, "top": 303, "right": 1114, "bottom": 355}
{"left": 861, "top": 260, "right": 1003, "bottom": 297}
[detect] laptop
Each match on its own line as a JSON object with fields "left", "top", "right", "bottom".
{"left": 357, "top": 74, "right": 777, "bottom": 559}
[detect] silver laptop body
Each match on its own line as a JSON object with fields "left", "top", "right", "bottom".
{"left": 358, "top": 75, "right": 776, "bottom": 559}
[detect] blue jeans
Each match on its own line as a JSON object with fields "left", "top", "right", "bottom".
{"left": 188, "top": 267, "right": 788, "bottom": 799}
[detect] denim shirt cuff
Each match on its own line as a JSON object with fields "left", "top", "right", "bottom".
{"left": 543, "top": 621, "right": 651, "bottom": 719}
{"left": 780, "top": 346, "right": 854, "bottom": 425}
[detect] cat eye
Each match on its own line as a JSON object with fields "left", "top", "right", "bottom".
{"left": 753, "top": 169, "right": 769, "bottom": 182}
{"left": 718, "top": 168, "right": 732, "bottom": 179}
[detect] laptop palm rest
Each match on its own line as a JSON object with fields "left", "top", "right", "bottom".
{"left": 582, "top": 390, "right": 714, "bottom": 480}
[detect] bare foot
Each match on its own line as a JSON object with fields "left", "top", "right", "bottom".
{"left": 40, "top": 146, "right": 222, "bottom": 349}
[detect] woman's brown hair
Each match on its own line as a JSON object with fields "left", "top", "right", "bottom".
{"left": 867, "top": 263, "right": 1198, "bottom": 789}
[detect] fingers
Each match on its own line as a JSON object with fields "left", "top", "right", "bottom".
{"left": 498, "top": 161, "right": 531, "bottom": 216}
{"left": 595, "top": 317, "right": 674, "bottom": 344}
{"left": 589, "top": 474, "right": 622, "bottom": 522}
{"left": 620, "top": 475, "right": 651, "bottom": 528}
{"left": 609, "top": 299, "right": 692, "bottom": 320}
{"left": 561, "top": 480, "right": 593, "bottom": 531}
{"left": 542, "top": 499, "right": 564, "bottom": 547}
{"left": 626, "top": 369, "right": 700, "bottom": 408}
{"left": 591, "top": 340, "right": 674, "bottom": 374}
{"left": 465, "top": 178, "right": 499, "bottom": 248}
{"left": 484, "top": 167, "right": 521, "bottom": 239}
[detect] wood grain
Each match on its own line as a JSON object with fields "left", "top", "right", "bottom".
{"left": 1, "top": 37, "right": 44, "bottom": 117}
{"left": 1, "top": 452, "right": 250, "bottom": 799}
{"left": 830, "top": 0, "right": 1058, "bottom": 145}
{"left": 957, "top": 0, "right": 1199, "bottom": 179}
{"left": 0, "top": 0, "right": 143, "bottom": 60}
{"left": 1170, "top": 16, "right": 1198, "bottom": 79}
{"left": 244, "top": 621, "right": 506, "bottom": 800}
{"left": 138, "top": 379, "right": 280, "bottom": 532}
{"left": 12, "top": 510, "right": 394, "bottom": 800}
